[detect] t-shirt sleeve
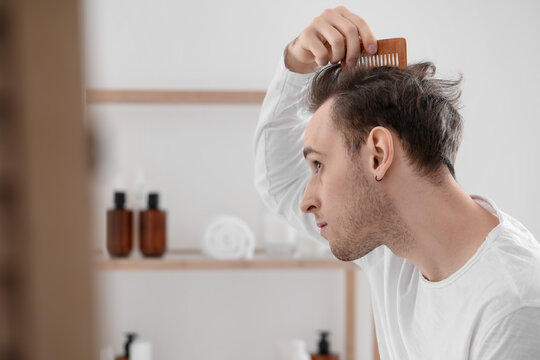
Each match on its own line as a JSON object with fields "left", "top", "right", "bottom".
{"left": 471, "top": 306, "right": 540, "bottom": 359}
{"left": 253, "top": 50, "right": 329, "bottom": 250}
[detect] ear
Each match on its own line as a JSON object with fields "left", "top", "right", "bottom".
{"left": 365, "top": 126, "right": 394, "bottom": 181}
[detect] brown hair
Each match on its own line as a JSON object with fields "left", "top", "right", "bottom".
{"left": 308, "top": 62, "right": 463, "bottom": 181}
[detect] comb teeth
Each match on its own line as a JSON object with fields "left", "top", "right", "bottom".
{"left": 358, "top": 53, "right": 399, "bottom": 67}
{"left": 341, "top": 37, "right": 407, "bottom": 70}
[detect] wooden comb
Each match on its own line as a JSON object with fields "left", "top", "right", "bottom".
{"left": 341, "top": 37, "right": 407, "bottom": 69}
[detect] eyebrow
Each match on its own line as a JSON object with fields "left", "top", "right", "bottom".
{"left": 303, "top": 146, "right": 326, "bottom": 159}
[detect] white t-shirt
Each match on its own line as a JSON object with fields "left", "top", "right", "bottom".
{"left": 253, "top": 54, "right": 540, "bottom": 359}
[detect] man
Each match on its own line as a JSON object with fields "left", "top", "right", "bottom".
{"left": 253, "top": 6, "right": 540, "bottom": 360}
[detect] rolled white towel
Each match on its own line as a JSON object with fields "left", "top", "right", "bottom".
{"left": 201, "top": 215, "right": 255, "bottom": 260}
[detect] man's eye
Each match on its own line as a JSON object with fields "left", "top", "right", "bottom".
{"left": 312, "top": 161, "right": 322, "bottom": 173}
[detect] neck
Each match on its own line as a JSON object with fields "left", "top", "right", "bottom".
{"left": 385, "top": 171, "right": 499, "bottom": 282}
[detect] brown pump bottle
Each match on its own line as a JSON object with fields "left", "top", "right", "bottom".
{"left": 311, "top": 331, "right": 339, "bottom": 360}
{"left": 107, "top": 191, "right": 133, "bottom": 257}
{"left": 139, "top": 192, "right": 166, "bottom": 257}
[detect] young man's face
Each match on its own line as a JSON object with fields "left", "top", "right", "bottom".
{"left": 300, "top": 100, "right": 399, "bottom": 261}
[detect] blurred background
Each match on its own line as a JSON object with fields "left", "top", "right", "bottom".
{"left": 1, "top": 0, "right": 539, "bottom": 360}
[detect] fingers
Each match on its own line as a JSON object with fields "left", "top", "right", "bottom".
{"left": 285, "top": 6, "right": 377, "bottom": 73}
{"left": 314, "top": 21, "right": 345, "bottom": 64}
{"left": 335, "top": 6, "right": 377, "bottom": 54}
{"left": 313, "top": 7, "right": 377, "bottom": 64}
{"left": 298, "top": 29, "right": 332, "bottom": 66}
{"left": 323, "top": 10, "right": 362, "bottom": 65}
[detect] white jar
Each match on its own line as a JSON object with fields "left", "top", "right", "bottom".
{"left": 262, "top": 212, "right": 297, "bottom": 257}
{"left": 276, "top": 339, "right": 311, "bottom": 360}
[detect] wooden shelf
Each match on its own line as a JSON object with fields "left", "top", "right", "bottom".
{"left": 86, "top": 89, "right": 266, "bottom": 104}
{"left": 96, "top": 256, "right": 358, "bottom": 271}
{"left": 94, "top": 254, "right": 363, "bottom": 360}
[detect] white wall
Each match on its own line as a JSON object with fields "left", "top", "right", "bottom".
{"left": 84, "top": 0, "right": 540, "bottom": 359}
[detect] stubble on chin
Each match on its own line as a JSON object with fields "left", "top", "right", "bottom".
{"left": 330, "top": 168, "right": 411, "bottom": 262}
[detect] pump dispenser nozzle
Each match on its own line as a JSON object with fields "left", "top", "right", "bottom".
{"left": 318, "top": 331, "right": 330, "bottom": 354}
{"left": 311, "top": 330, "right": 339, "bottom": 359}
{"left": 114, "top": 191, "right": 126, "bottom": 210}
{"left": 124, "top": 332, "right": 137, "bottom": 358}
{"left": 114, "top": 332, "right": 137, "bottom": 360}
{"left": 148, "top": 193, "right": 159, "bottom": 210}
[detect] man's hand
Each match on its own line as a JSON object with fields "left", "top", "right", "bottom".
{"left": 285, "top": 6, "right": 377, "bottom": 74}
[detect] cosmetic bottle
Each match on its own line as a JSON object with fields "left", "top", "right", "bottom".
{"left": 107, "top": 191, "right": 133, "bottom": 257}
{"left": 311, "top": 331, "right": 339, "bottom": 360}
{"left": 139, "top": 192, "right": 166, "bottom": 257}
{"left": 115, "top": 333, "right": 137, "bottom": 360}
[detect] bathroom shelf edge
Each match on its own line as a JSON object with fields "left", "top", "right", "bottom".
{"left": 86, "top": 89, "right": 267, "bottom": 104}
{"left": 95, "top": 257, "right": 358, "bottom": 270}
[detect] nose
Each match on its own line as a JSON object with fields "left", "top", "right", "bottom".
{"left": 300, "top": 177, "right": 320, "bottom": 214}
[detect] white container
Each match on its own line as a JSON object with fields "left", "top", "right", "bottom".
{"left": 262, "top": 212, "right": 297, "bottom": 257}
{"left": 276, "top": 339, "right": 311, "bottom": 360}
{"left": 131, "top": 340, "right": 152, "bottom": 360}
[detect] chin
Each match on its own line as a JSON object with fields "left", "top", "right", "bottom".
{"left": 329, "top": 239, "right": 375, "bottom": 262}
{"left": 329, "top": 244, "right": 357, "bottom": 262}
{"left": 332, "top": 252, "right": 357, "bottom": 262}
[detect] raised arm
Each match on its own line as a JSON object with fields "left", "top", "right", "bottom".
{"left": 253, "top": 6, "right": 377, "bottom": 247}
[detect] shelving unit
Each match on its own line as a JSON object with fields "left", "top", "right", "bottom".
{"left": 96, "top": 254, "right": 360, "bottom": 360}
{"left": 88, "top": 90, "right": 377, "bottom": 360}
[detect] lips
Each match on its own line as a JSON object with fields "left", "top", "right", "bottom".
{"left": 318, "top": 222, "right": 327, "bottom": 236}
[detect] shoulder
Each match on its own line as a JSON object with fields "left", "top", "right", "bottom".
{"left": 471, "top": 195, "right": 540, "bottom": 303}
{"left": 464, "top": 204, "right": 540, "bottom": 349}
{"left": 481, "top": 209, "right": 540, "bottom": 304}
{"left": 470, "top": 306, "right": 540, "bottom": 359}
